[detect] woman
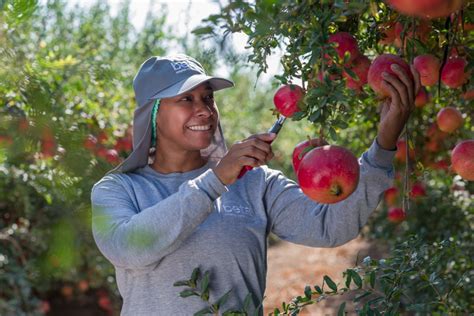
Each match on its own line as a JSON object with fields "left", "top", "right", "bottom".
{"left": 91, "top": 54, "right": 420, "bottom": 315}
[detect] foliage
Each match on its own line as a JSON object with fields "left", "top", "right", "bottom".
{"left": 173, "top": 267, "right": 260, "bottom": 316}
{"left": 271, "top": 236, "right": 472, "bottom": 315}
{"left": 196, "top": 0, "right": 472, "bottom": 141}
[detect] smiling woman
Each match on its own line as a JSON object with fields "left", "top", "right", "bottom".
{"left": 90, "top": 53, "right": 418, "bottom": 315}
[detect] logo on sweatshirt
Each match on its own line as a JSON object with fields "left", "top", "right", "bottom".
{"left": 216, "top": 198, "right": 254, "bottom": 217}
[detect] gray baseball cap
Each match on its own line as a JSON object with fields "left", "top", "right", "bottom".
{"left": 108, "top": 54, "right": 234, "bottom": 174}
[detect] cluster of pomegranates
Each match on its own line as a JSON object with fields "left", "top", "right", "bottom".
{"left": 272, "top": 0, "right": 472, "bottom": 216}
{"left": 274, "top": 85, "right": 361, "bottom": 205}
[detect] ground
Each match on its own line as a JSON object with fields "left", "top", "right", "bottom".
{"left": 263, "top": 236, "right": 385, "bottom": 315}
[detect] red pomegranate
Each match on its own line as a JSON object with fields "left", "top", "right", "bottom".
{"left": 395, "top": 139, "right": 415, "bottom": 162}
{"left": 379, "top": 22, "right": 397, "bottom": 45}
{"left": 40, "top": 127, "right": 56, "bottom": 158}
{"left": 273, "top": 84, "right": 305, "bottom": 117}
{"left": 441, "top": 57, "right": 469, "bottom": 89}
{"left": 415, "top": 87, "right": 430, "bottom": 107}
{"left": 410, "top": 182, "right": 427, "bottom": 198}
{"left": 292, "top": 138, "right": 328, "bottom": 174}
{"left": 462, "top": 90, "right": 474, "bottom": 101}
{"left": 387, "top": 207, "right": 406, "bottom": 223}
{"left": 394, "top": 21, "right": 430, "bottom": 48}
{"left": 297, "top": 145, "right": 360, "bottom": 204}
{"left": 105, "top": 149, "right": 120, "bottom": 164}
{"left": 451, "top": 140, "right": 474, "bottom": 181}
{"left": 384, "top": 187, "right": 399, "bottom": 206}
{"left": 84, "top": 134, "right": 98, "bottom": 151}
{"left": 368, "top": 54, "right": 413, "bottom": 97}
{"left": 436, "top": 106, "right": 463, "bottom": 133}
{"left": 344, "top": 55, "right": 371, "bottom": 91}
{"left": 424, "top": 0, "right": 464, "bottom": 19}
{"left": 387, "top": 0, "right": 463, "bottom": 19}
{"left": 413, "top": 54, "right": 440, "bottom": 87}
{"left": 328, "top": 32, "right": 360, "bottom": 63}
{"left": 387, "top": 0, "right": 442, "bottom": 15}
{"left": 0, "top": 135, "right": 13, "bottom": 147}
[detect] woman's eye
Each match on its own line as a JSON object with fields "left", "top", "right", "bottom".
{"left": 181, "top": 96, "right": 192, "bottom": 102}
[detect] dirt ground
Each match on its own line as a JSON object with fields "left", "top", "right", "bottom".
{"left": 263, "top": 236, "right": 385, "bottom": 315}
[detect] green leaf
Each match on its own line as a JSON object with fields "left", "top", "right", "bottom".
{"left": 194, "top": 306, "right": 213, "bottom": 316}
{"left": 369, "top": 271, "right": 376, "bottom": 288}
{"left": 304, "top": 285, "right": 312, "bottom": 299}
{"left": 298, "top": 145, "right": 315, "bottom": 160}
{"left": 223, "top": 310, "right": 246, "bottom": 316}
{"left": 324, "top": 275, "right": 338, "bottom": 292}
{"left": 190, "top": 267, "right": 201, "bottom": 288}
{"left": 291, "top": 110, "right": 306, "bottom": 120}
{"left": 215, "top": 289, "right": 232, "bottom": 309}
{"left": 345, "top": 271, "right": 352, "bottom": 288}
{"left": 200, "top": 270, "right": 210, "bottom": 301}
{"left": 308, "top": 109, "right": 321, "bottom": 122}
{"left": 344, "top": 67, "right": 358, "bottom": 80}
{"left": 243, "top": 293, "right": 252, "bottom": 310}
{"left": 337, "top": 302, "right": 346, "bottom": 316}
{"left": 328, "top": 126, "right": 337, "bottom": 140}
{"left": 361, "top": 302, "right": 370, "bottom": 314}
{"left": 192, "top": 26, "right": 215, "bottom": 36}
{"left": 180, "top": 289, "right": 199, "bottom": 298}
{"left": 334, "top": 119, "right": 349, "bottom": 129}
{"left": 367, "top": 296, "right": 385, "bottom": 306}
{"left": 201, "top": 290, "right": 209, "bottom": 301}
{"left": 351, "top": 270, "right": 363, "bottom": 288}
{"left": 173, "top": 280, "right": 190, "bottom": 287}
{"left": 314, "top": 285, "right": 323, "bottom": 294}
{"left": 354, "top": 291, "right": 372, "bottom": 302}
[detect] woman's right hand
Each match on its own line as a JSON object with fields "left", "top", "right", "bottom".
{"left": 212, "top": 133, "right": 276, "bottom": 185}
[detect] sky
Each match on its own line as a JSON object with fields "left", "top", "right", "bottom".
{"left": 63, "top": 0, "right": 281, "bottom": 80}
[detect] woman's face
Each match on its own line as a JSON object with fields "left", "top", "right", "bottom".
{"left": 155, "top": 83, "right": 219, "bottom": 156}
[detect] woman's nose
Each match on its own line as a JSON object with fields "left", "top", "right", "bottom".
{"left": 195, "top": 100, "right": 213, "bottom": 117}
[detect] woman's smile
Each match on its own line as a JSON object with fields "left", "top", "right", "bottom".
{"left": 186, "top": 124, "right": 213, "bottom": 131}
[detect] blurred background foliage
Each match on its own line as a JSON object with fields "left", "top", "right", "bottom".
{"left": 0, "top": 0, "right": 473, "bottom": 315}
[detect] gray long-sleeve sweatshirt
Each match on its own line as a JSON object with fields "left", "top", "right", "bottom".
{"left": 91, "top": 139, "right": 395, "bottom": 315}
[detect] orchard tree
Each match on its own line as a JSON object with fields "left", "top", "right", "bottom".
{"left": 192, "top": 0, "right": 473, "bottom": 314}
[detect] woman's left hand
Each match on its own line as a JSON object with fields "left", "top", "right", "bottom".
{"left": 376, "top": 64, "right": 421, "bottom": 150}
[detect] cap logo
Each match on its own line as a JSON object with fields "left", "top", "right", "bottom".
{"left": 170, "top": 60, "right": 201, "bottom": 74}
